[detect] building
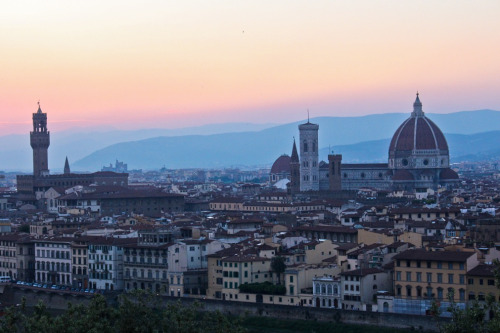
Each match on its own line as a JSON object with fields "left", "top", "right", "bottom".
{"left": 269, "top": 155, "right": 291, "bottom": 184}
{"left": 312, "top": 275, "right": 342, "bottom": 308}
{"left": 273, "top": 94, "right": 460, "bottom": 193}
{"left": 0, "top": 234, "right": 20, "bottom": 279}
{"left": 466, "top": 264, "right": 500, "bottom": 303}
{"left": 392, "top": 249, "right": 479, "bottom": 315}
{"left": 34, "top": 238, "right": 73, "bottom": 286}
{"left": 30, "top": 103, "right": 50, "bottom": 177}
{"left": 123, "top": 230, "right": 172, "bottom": 293}
{"left": 71, "top": 239, "right": 89, "bottom": 289}
{"left": 299, "top": 120, "right": 320, "bottom": 191}
{"left": 57, "top": 186, "right": 184, "bottom": 217}
{"left": 16, "top": 104, "right": 128, "bottom": 195}
{"left": 340, "top": 268, "right": 391, "bottom": 311}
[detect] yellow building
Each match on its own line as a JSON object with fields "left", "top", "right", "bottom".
{"left": 221, "top": 255, "right": 271, "bottom": 301}
{"left": 466, "top": 264, "right": 500, "bottom": 303}
{"left": 392, "top": 249, "right": 479, "bottom": 315}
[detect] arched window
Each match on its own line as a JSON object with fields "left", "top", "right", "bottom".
{"left": 315, "top": 283, "right": 320, "bottom": 294}
{"left": 312, "top": 141, "right": 316, "bottom": 152}
{"left": 437, "top": 287, "right": 444, "bottom": 300}
{"left": 321, "top": 284, "right": 326, "bottom": 294}
{"left": 459, "top": 289, "right": 465, "bottom": 301}
{"left": 303, "top": 140, "right": 308, "bottom": 152}
{"left": 327, "top": 285, "right": 332, "bottom": 295}
{"left": 406, "top": 286, "right": 412, "bottom": 297}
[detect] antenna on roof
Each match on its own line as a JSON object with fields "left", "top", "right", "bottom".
{"left": 307, "top": 109, "right": 310, "bottom": 123}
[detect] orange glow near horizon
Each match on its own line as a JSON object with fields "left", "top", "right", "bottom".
{"left": 1, "top": 1, "right": 500, "bottom": 134}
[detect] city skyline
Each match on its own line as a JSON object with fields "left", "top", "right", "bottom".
{"left": 2, "top": 1, "right": 500, "bottom": 135}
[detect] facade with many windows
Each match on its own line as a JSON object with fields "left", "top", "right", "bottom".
{"left": 88, "top": 238, "right": 131, "bottom": 291}
{"left": 35, "top": 238, "right": 72, "bottom": 285}
{"left": 392, "top": 249, "right": 478, "bottom": 315}
{"left": 466, "top": 264, "right": 500, "bottom": 303}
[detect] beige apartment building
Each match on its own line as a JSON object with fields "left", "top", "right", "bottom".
{"left": 392, "top": 249, "right": 479, "bottom": 315}
{"left": 466, "top": 264, "right": 500, "bottom": 302}
{"left": 220, "top": 254, "right": 271, "bottom": 301}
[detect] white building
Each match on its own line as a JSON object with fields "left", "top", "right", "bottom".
{"left": 35, "top": 238, "right": 72, "bottom": 286}
{"left": 88, "top": 237, "right": 131, "bottom": 291}
{"left": 313, "top": 274, "right": 342, "bottom": 309}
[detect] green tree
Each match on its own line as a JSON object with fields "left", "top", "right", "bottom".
{"left": 271, "top": 256, "right": 286, "bottom": 284}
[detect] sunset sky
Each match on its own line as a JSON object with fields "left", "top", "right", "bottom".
{"left": 1, "top": 1, "right": 499, "bottom": 134}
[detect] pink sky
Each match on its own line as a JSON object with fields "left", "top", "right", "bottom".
{"left": 1, "top": 1, "right": 500, "bottom": 135}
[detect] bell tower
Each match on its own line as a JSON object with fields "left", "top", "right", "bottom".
{"left": 30, "top": 102, "right": 50, "bottom": 177}
{"left": 299, "top": 117, "right": 319, "bottom": 191}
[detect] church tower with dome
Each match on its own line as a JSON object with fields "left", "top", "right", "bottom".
{"left": 270, "top": 93, "right": 459, "bottom": 193}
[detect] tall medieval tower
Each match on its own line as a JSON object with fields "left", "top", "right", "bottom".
{"left": 299, "top": 120, "right": 319, "bottom": 191}
{"left": 30, "top": 103, "right": 50, "bottom": 177}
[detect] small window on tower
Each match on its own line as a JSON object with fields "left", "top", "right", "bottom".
{"left": 303, "top": 141, "right": 308, "bottom": 152}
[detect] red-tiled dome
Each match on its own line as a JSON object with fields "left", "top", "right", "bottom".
{"left": 389, "top": 94, "right": 448, "bottom": 153}
{"left": 271, "top": 155, "right": 291, "bottom": 174}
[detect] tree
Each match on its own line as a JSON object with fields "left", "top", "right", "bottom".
{"left": 271, "top": 256, "right": 286, "bottom": 284}
{"left": 0, "top": 293, "right": 245, "bottom": 333}
{"left": 432, "top": 289, "right": 500, "bottom": 333}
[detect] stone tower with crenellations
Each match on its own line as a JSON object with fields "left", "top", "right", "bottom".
{"left": 30, "top": 103, "right": 50, "bottom": 177}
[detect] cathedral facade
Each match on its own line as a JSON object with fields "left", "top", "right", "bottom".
{"left": 278, "top": 94, "right": 459, "bottom": 193}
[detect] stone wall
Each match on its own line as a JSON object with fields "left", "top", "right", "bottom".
{"left": 0, "top": 286, "right": 445, "bottom": 331}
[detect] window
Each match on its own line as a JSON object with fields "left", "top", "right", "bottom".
{"left": 290, "top": 276, "right": 294, "bottom": 283}
{"left": 427, "top": 261, "right": 431, "bottom": 268}
{"left": 437, "top": 288, "right": 443, "bottom": 300}
{"left": 427, "top": 273, "right": 432, "bottom": 283}
{"left": 480, "top": 279, "right": 484, "bottom": 285}
{"left": 448, "top": 274, "right": 454, "bottom": 284}
{"left": 437, "top": 262, "right": 442, "bottom": 269}
{"left": 488, "top": 279, "right": 495, "bottom": 286}
{"left": 468, "top": 278, "right": 474, "bottom": 285}
{"left": 416, "top": 272, "right": 422, "bottom": 282}
{"left": 437, "top": 273, "right": 443, "bottom": 283}
{"left": 406, "top": 272, "right": 411, "bottom": 281}
{"left": 448, "top": 262, "right": 453, "bottom": 270}
{"left": 459, "top": 275, "right": 465, "bottom": 284}
{"left": 459, "top": 289, "right": 465, "bottom": 301}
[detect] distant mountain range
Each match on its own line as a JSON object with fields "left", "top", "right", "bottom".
{"left": 1, "top": 110, "right": 499, "bottom": 172}
{"left": 73, "top": 110, "right": 500, "bottom": 170}
{"left": 321, "top": 131, "right": 500, "bottom": 164}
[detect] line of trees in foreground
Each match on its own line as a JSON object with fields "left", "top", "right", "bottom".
{"left": 0, "top": 291, "right": 245, "bottom": 333}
